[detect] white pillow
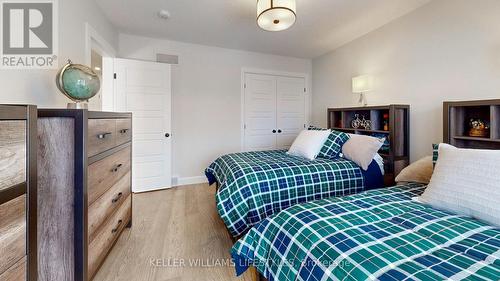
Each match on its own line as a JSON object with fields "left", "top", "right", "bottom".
{"left": 287, "top": 130, "right": 331, "bottom": 160}
{"left": 419, "top": 143, "right": 500, "bottom": 227}
{"left": 373, "top": 154, "right": 385, "bottom": 175}
{"left": 342, "top": 134, "right": 384, "bottom": 170}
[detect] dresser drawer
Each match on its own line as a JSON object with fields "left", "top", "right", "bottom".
{"left": 88, "top": 172, "right": 131, "bottom": 241}
{"left": 115, "top": 119, "right": 132, "bottom": 146}
{"left": 0, "top": 121, "right": 26, "bottom": 192}
{"left": 0, "top": 256, "right": 26, "bottom": 281}
{"left": 88, "top": 195, "right": 131, "bottom": 279}
{"left": 88, "top": 146, "right": 131, "bottom": 205}
{"left": 88, "top": 119, "right": 116, "bottom": 157}
{"left": 0, "top": 195, "right": 26, "bottom": 276}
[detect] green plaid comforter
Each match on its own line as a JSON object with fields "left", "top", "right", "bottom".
{"left": 205, "top": 150, "right": 366, "bottom": 237}
{"left": 232, "top": 183, "right": 500, "bottom": 280}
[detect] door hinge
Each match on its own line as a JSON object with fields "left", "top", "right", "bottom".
{"left": 113, "top": 73, "right": 117, "bottom": 79}
{"left": 304, "top": 88, "right": 306, "bottom": 93}
{"left": 244, "top": 83, "right": 247, "bottom": 89}
{"left": 304, "top": 124, "right": 306, "bottom": 128}
{"left": 244, "top": 124, "right": 247, "bottom": 129}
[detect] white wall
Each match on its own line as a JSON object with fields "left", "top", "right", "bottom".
{"left": 312, "top": 0, "right": 500, "bottom": 162}
{"left": 0, "top": 0, "right": 118, "bottom": 107}
{"left": 119, "top": 34, "right": 312, "bottom": 183}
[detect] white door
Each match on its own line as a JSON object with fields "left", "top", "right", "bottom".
{"left": 276, "top": 76, "right": 306, "bottom": 149}
{"left": 244, "top": 73, "right": 306, "bottom": 151}
{"left": 244, "top": 73, "right": 277, "bottom": 151}
{"left": 114, "top": 58, "right": 172, "bottom": 193}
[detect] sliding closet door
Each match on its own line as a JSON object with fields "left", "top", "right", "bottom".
{"left": 244, "top": 74, "right": 277, "bottom": 151}
{"left": 276, "top": 77, "right": 306, "bottom": 149}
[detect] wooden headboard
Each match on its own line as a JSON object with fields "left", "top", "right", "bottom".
{"left": 327, "top": 104, "right": 410, "bottom": 186}
{"left": 443, "top": 99, "right": 500, "bottom": 149}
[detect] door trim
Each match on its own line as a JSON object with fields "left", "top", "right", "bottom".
{"left": 241, "top": 68, "right": 310, "bottom": 151}
{"left": 84, "top": 23, "right": 117, "bottom": 111}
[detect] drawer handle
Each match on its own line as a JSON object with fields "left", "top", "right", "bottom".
{"left": 97, "top": 132, "right": 112, "bottom": 139}
{"left": 119, "top": 129, "right": 129, "bottom": 134}
{"left": 112, "top": 192, "right": 123, "bottom": 203}
{"left": 111, "top": 164, "right": 123, "bottom": 172}
{"left": 111, "top": 219, "right": 123, "bottom": 233}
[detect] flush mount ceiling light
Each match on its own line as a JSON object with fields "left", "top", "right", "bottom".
{"left": 257, "top": 0, "right": 296, "bottom": 32}
{"left": 158, "top": 9, "right": 171, "bottom": 20}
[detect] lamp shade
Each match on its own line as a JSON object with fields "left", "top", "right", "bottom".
{"left": 257, "top": 0, "right": 296, "bottom": 32}
{"left": 352, "top": 75, "right": 373, "bottom": 93}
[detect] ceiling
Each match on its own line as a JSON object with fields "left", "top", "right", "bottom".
{"left": 95, "top": 0, "right": 432, "bottom": 59}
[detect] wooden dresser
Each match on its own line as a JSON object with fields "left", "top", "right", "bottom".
{"left": 0, "top": 105, "right": 37, "bottom": 281}
{"left": 37, "top": 110, "right": 132, "bottom": 281}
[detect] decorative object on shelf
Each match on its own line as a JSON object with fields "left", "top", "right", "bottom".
{"left": 383, "top": 113, "right": 389, "bottom": 131}
{"left": 56, "top": 59, "right": 101, "bottom": 109}
{"left": 336, "top": 119, "right": 342, "bottom": 128}
{"left": 257, "top": 0, "right": 296, "bottom": 32}
{"left": 351, "top": 114, "right": 361, "bottom": 129}
{"left": 468, "top": 118, "right": 489, "bottom": 138}
{"left": 352, "top": 75, "right": 373, "bottom": 107}
{"left": 351, "top": 114, "right": 372, "bottom": 130}
{"left": 361, "top": 116, "right": 372, "bottom": 130}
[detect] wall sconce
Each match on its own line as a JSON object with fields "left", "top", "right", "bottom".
{"left": 352, "top": 75, "right": 373, "bottom": 107}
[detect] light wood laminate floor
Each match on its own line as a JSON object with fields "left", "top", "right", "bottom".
{"left": 93, "top": 183, "right": 254, "bottom": 281}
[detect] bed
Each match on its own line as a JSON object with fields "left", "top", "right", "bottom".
{"left": 231, "top": 182, "right": 500, "bottom": 281}
{"left": 205, "top": 149, "right": 384, "bottom": 237}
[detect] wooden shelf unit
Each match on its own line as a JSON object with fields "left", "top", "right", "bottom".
{"left": 444, "top": 99, "right": 500, "bottom": 149}
{"left": 327, "top": 105, "right": 410, "bottom": 186}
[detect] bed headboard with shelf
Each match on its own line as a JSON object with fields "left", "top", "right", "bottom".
{"left": 327, "top": 104, "right": 410, "bottom": 186}
{"left": 443, "top": 99, "right": 500, "bottom": 149}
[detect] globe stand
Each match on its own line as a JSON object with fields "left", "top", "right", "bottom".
{"left": 56, "top": 59, "right": 100, "bottom": 111}
{"left": 67, "top": 102, "right": 88, "bottom": 109}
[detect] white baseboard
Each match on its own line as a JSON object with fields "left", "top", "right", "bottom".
{"left": 133, "top": 186, "right": 171, "bottom": 193}
{"left": 174, "top": 175, "right": 208, "bottom": 187}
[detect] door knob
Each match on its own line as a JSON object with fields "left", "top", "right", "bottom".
{"left": 278, "top": 129, "right": 282, "bottom": 133}
{"left": 272, "top": 130, "right": 277, "bottom": 133}
{"left": 165, "top": 133, "right": 170, "bottom": 138}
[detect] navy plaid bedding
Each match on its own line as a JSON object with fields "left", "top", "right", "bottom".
{"left": 307, "top": 127, "right": 350, "bottom": 159}
{"left": 433, "top": 143, "right": 440, "bottom": 167}
{"left": 231, "top": 183, "right": 500, "bottom": 281}
{"left": 205, "top": 150, "right": 383, "bottom": 237}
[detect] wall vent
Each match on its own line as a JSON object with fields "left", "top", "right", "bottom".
{"left": 156, "top": 53, "right": 179, "bottom": 65}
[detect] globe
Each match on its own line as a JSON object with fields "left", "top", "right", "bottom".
{"left": 56, "top": 60, "right": 101, "bottom": 103}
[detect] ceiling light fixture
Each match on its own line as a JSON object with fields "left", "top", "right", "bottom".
{"left": 257, "top": 0, "right": 296, "bottom": 32}
{"left": 158, "top": 9, "right": 171, "bottom": 20}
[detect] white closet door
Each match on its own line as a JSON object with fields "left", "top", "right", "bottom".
{"left": 276, "top": 76, "right": 306, "bottom": 149}
{"left": 244, "top": 74, "right": 277, "bottom": 151}
{"left": 114, "top": 58, "right": 172, "bottom": 193}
